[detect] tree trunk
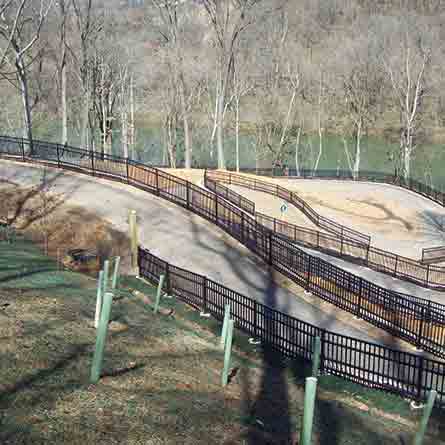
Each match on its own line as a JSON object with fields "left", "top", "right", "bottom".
{"left": 61, "top": 57, "right": 68, "bottom": 145}
{"left": 81, "top": 79, "right": 90, "bottom": 150}
{"left": 179, "top": 73, "right": 191, "bottom": 168}
{"left": 295, "top": 126, "right": 302, "bottom": 176}
{"left": 404, "top": 145, "right": 411, "bottom": 183}
{"left": 353, "top": 119, "right": 362, "bottom": 179}
{"left": 235, "top": 95, "right": 240, "bottom": 172}
{"left": 216, "top": 87, "right": 225, "bottom": 169}
{"left": 16, "top": 57, "right": 33, "bottom": 154}
{"left": 129, "top": 74, "right": 135, "bottom": 158}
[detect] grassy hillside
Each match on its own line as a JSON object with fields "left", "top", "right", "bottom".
{"left": 0, "top": 235, "right": 444, "bottom": 444}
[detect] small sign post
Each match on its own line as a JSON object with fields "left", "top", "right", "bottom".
{"left": 280, "top": 202, "right": 288, "bottom": 221}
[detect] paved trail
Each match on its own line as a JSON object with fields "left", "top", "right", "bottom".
{"left": 0, "top": 160, "right": 417, "bottom": 353}
{"left": 219, "top": 183, "right": 445, "bottom": 304}
{"left": 235, "top": 177, "right": 445, "bottom": 260}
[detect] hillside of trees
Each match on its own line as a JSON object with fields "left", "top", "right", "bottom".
{"left": 1, "top": 0, "right": 445, "bottom": 181}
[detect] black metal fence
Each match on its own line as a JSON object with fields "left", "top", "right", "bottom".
{"left": 1, "top": 136, "right": 444, "bottom": 359}
{"left": 206, "top": 169, "right": 445, "bottom": 291}
{"left": 138, "top": 246, "right": 445, "bottom": 409}
{"left": 421, "top": 246, "right": 445, "bottom": 265}
{"left": 206, "top": 170, "right": 371, "bottom": 246}
{"left": 234, "top": 167, "right": 445, "bottom": 208}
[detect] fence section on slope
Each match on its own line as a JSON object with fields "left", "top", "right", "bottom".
{"left": 138, "top": 246, "right": 445, "bottom": 409}
{"left": 205, "top": 170, "right": 445, "bottom": 290}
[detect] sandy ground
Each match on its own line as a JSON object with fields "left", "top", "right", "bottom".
{"left": 235, "top": 175, "right": 445, "bottom": 260}
{"left": 169, "top": 168, "right": 445, "bottom": 260}
{"left": 0, "top": 160, "right": 422, "bottom": 356}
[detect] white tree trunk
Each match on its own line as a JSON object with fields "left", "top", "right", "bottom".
{"left": 16, "top": 57, "right": 33, "bottom": 153}
{"left": 235, "top": 95, "right": 240, "bottom": 172}
{"left": 295, "top": 125, "right": 302, "bottom": 176}
{"left": 61, "top": 58, "right": 68, "bottom": 145}
{"left": 216, "top": 87, "right": 225, "bottom": 169}
{"left": 353, "top": 119, "right": 362, "bottom": 179}
{"left": 129, "top": 74, "right": 135, "bottom": 158}
{"left": 179, "top": 73, "right": 191, "bottom": 168}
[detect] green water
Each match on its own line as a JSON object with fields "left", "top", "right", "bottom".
{"left": 20, "top": 121, "right": 445, "bottom": 189}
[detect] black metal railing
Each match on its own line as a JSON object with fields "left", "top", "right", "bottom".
{"left": 205, "top": 169, "right": 445, "bottom": 291}
{"left": 138, "top": 246, "right": 445, "bottom": 409}
{"left": 1, "top": 136, "right": 445, "bottom": 378}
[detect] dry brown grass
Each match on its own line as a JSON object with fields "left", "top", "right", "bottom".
{"left": 0, "top": 183, "right": 131, "bottom": 272}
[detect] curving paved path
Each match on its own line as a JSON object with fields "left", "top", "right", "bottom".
{"left": 213, "top": 184, "right": 445, "bottom": 305}
{"left": 232, "top": 177, "right": 445, "bottom": 260}
{"left": 0, "top": 159, "right": 420, "bottom": 355}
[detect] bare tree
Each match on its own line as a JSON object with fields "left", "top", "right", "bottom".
{"left": 0, "top": 0, "right": 54, "bottom": 151}
{"left": 201, "top": 0, "right": 272, "bottom": 169}
{"left": 151, "top": 0, "right": 193, "bottom": 168}
{"left": 71, "top": 0, "right": 101, "bottom": 149}
{"left": 55, "top": 0, "right": 71, "bottom": 145}
{"left": 336, "top": 38, "right": 382, "bottom": 178}
{"left": 382, "top": 24, "right": 431, "bottom": 181}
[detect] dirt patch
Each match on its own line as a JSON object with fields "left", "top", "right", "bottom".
{"left": 0, "top": 182, "right": 132, "bottom": 272}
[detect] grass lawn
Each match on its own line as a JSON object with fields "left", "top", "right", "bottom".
{"left": 0, "top": 236, "right": 444, "bottom": 444}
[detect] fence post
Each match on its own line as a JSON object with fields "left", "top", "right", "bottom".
{"left": 185, "top": 181, "right": 190, "bottom": 209}
{"left": 307, "top": 255, "right": 312, "bottom": 288}
{"left": 203, "top": 276, "right": 208, "bottom": 313}
{"left": 240, "top": 212, "right": 245, "bottom": 244}
{"left": 319, "top": 330, "right": 325, "bottom": 373}
{"left": 417, "top": 307, "right": 426, "bottom": 350}
{"left": 155, "top": 169, "right": 160, "bottom": 195}
{"left": 56, "top": 144, "right": 61, "bottom": 168}
{"left": 394, "top": 255, "right": 399, "bottom": 277}
{"left": 268, "top": 231, "right": 273, "bottom": 265}
{"left": 91, "top": 150, "right": 95, "bottom": 176}
{"left": 416, "top": 355, "right": 425, "bottom": 402}
{"left": 20, "top": 139, "right": 25, "bottom": 161}
{"left": 126, "top": 158, "right": 130, "bottom": 184}
{"left": 357, "top": 280, "right": 363, "bottom": 318}
{"left": 215, "top": 197, "right": 219, "bottom": 224}
{"left": 253, "top": 300, "right": 258, "bottom": 338}
{"left": 425, "top": 265, "right": 430, "bottom": 287}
